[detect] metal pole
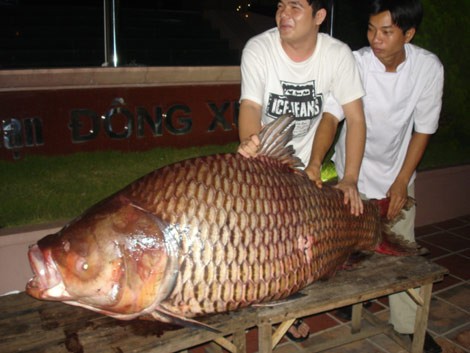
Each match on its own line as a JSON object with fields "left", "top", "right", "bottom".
{"left": 329, "top": 0, "right": 335, "bottom": 37}
{"left": 103, "top": 0, "right": 119, "bottom": 67}
{"left": 103, "top": 0, "right": 108, "bottom": 66}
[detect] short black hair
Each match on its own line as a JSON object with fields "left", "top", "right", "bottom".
{"left": 308, "top": 0, "right": 329, "bottom": 13}
{"left": 370, "top": 0, "right": 423, "bottom": 33}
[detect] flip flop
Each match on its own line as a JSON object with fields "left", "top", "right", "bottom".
{"left": 285, "top": 319, "right": 310, "bottom": 342}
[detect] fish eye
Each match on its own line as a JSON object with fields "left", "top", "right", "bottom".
{"left": 75, "top": 257, "right": 89, "bottom": 273}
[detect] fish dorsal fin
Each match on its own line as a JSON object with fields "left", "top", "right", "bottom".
{"left": 257, "top": 114, "right": 304, "bottom": 169}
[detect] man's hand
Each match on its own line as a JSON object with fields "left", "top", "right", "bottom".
{"left": 386, "top": 180, "right": 408, "bottom": 220}
{"left": 304, "top": 164, "right": 323, "bottom": 188}
{"left": 334, "top": 177, "right": 363, "bottom": 216}
{"left": 237, "top": 134, "right": 260, "bottom": 158}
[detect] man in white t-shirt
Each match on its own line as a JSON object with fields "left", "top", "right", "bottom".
{"left": 324, "top": 1, "right": 444, "bottom": 352}
{"left": 238, "top": 0, "right": 367, "bottom": 213}
{"left": 236, "top": 0, "right": 367, "bottom": 341}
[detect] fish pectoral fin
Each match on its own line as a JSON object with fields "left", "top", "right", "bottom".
{"left": 152, "top": 306, "right": 220, "bottom": 333}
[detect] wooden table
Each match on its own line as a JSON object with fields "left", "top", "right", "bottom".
{"left": 0, "top": 291, "right": 258, "bottom": 353}
{"left": 0, "top": 254, "right": 447, "bottom": 353}
{"left": 256, "top": 254, "right": 448, "bottom": 353}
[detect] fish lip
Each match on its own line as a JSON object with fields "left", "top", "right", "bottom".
{"left": 26, "top": 244, "right": 71, "bottom": 300}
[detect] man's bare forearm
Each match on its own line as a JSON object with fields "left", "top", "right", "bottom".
{"left": 342, "top": 99, "right": 366, "bottom": 182}
{"left": 307, "top": 113, "right": 338, "bottom": 171}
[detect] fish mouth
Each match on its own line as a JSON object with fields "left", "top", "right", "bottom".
{"left": 26, "top": 244, "right": 72, "bottom": 300}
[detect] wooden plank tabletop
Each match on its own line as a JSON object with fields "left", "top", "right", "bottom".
{"left": 0, "top": 290, "right": 257, "bottom": 353}
{"left": 0, "top": 254, "right": 447, "bottom": 353}
{"left": 257, "top": 254, "right": 448, "bottom": 324}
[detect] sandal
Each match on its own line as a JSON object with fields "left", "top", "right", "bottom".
{"left": 285, "top": 319, "right": 310, "bottom": 342}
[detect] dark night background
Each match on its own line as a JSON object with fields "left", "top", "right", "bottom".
{"left": 0, "top": 0, "right": 371, "bottom": 69}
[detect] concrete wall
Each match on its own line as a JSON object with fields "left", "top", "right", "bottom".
{"left": 415, "top": 164, "right": 470, "bottom": 226}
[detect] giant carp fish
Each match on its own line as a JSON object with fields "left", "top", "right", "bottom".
{"left": 26, "top": 115, "right": 419, "bottom": 329}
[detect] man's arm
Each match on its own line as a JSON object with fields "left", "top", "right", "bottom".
{"left": 237, "top": 99, "right": 263, "bottom": 158}
{"left": 305, "top": 112, "right": 339, "bottom": 186}
{"left": 307, "top": 98, "right": 365, "bottom": 216}
{"left": 338, "top": 98, "right": 366, "bottom": 215}
{"left": 387, "top": 132, "right": 431, "bottom": 219}
{"left": 341, "top": 98, "right": 366, "bottom": 185}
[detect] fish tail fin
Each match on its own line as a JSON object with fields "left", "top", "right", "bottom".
{"left": 372, "top": 197, "right": 427, "bottom": 256}
{"left": 375, "top": 229, "right": 425, "bottom": 256}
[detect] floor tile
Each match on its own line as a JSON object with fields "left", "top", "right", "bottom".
{"left": 433, "top": 274, "right": 463, "bottom": 293}
{"left": 303, "top": 324, "right": 350, "bottom": 342}
{"left": 300, "top": 325, "right": 352, "bottom": 352}
{"left": 421, "top": 232, "right": 470, "bottom": 252}
{"left": 369, "top": 333, "right": 409, "bottom": 353}
{"left": 444, "top": 322, "right": 470, "bottom": 352}
{"left": 245, "top": 326, "right": 259, "bottom": 353}
{"left": 436, "top": 283, "right": 470, "bottom": 312}
{"left": 461, "top": 249, "right": 470, "bottom": 258}
{"left": 450, "top": 225, "right": 470, "bottom": 238}
{"left": 417, "top": 241, "right": 451, "bottom": 258}
{"left": 377, "top": 295, "right": 390, "bottom": 307}
{"left": 435, "top": 336, "right": 468, "bottom": 353}
{"left": 304, "top": 312, "right": 339, "bottom": 331}
{"left": 318, "top": 337, "right": 387, "bottom": 353}
{"left": 434, "top": 219, "right": 468, "bottom": 230}
{"left": 434, "top": 254, "right": 470, "bottom": 280}
{"left": 427, "top": 297, "right": 470, "bottom": 335}
{"left": 367, "top": 300, "right": 388, "bottom": 314}
{"left": 415, "top": 224, "right": 441, "bottom": 238}
{"left": 374, "top": 309, "right": 392, "bottom": 324}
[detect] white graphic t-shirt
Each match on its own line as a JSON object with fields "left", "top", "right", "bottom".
{"left": 240, "top": 29, "right": 364, "bottom": 167}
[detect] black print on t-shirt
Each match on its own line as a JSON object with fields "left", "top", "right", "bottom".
{"left": 267, "top": 80, "right": 323, "bottom": 137}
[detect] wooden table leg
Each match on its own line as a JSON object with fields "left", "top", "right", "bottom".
{"left": 205, "top": 342, "right": 224, "bottom": 353}
{"left": 351, "top": 303, "right": 363, "bottom": 334}
{"left": 232, "top": 330, "right": 247, "bottom": 353}
{"left": 258, "top": 322, "right": 273, "bottom": 353}
{"left": 272, "top": 319, "right": 295, "bottom": 348}
{"left": 411, "top": 283, "right": 433, "bottom": 353}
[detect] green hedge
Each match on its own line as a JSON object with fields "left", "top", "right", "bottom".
{"left": 414, "top": 0, "right": 470, "bottom": 143}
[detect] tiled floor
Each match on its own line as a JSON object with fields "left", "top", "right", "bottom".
{"left": 190, "top": 214, "right": 470, "bottom": 353}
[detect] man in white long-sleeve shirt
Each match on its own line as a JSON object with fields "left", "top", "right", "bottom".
{"left": 323, "top": 1, "right": 444, "bottom": 352}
